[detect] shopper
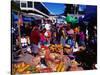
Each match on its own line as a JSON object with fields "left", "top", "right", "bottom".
{"left": 40, "top": 28, "right": 47, "bottom": 45}
{"left": 30, "top": 25, "right": 40, "bottom": 56}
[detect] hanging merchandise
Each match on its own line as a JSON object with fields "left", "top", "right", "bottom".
{"left": 65, "top": 15, "right": 78, "bottom": 24}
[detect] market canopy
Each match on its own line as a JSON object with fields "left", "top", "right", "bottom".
{"left": 12, "top": 12, "right": 35, "bottom": 22}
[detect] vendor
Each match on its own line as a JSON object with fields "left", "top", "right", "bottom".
{"left": 63, "top": 45, "right": 75, "bottom": 60}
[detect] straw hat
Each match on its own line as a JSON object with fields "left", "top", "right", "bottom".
{"left": 65, "top": 44, "right": 71, "bottom": 49}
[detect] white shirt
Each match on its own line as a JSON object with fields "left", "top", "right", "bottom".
{"left": 45, "top": 24, "right": 51, "bottom": 30}
{"left": 21, "top": 37, "right": 27, "bottom": 47}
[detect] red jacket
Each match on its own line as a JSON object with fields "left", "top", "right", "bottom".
{"left": 30, "top": 29, "right": 40, "bottom": 45}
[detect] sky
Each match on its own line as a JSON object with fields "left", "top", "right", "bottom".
{"left": 78, "top": 5, "right": 86, "bottom": 11}
{"left": 43, "top": 2, "right": 65, "bottom": 15}
{"left": 43, "top": 2, "right": 96, "bottom": 15}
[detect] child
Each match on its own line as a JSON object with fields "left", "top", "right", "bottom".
{"left": 21, "top": 34, "right": 28, "bottom": 48}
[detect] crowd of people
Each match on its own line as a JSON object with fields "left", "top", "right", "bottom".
{"left": 12, "top": 18, "right": 97, "bottom": 74}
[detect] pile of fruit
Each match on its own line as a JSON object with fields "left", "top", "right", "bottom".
{"left": 12, "top": 62, "right": 40, "bottom": 74}
{"left": 12, "top": 44, "right": 83, "bottom": 74}
{"left": 55, "top": 61, "right": 66, "bottom": 72}
{"left": 12, "top": 61, "right": 56, "bottom": 74}
{"left": 49, "top": 44, "right": 63, "bottom": 53}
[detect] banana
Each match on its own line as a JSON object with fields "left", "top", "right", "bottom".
{"left": 55, "top": 63, "right": 59, "bottom": 71}
{"left": 17, "top": 64, "right": 30, "bottom": 73}
{"left": 60, "top": 65, "right": 65, "bottom": 72}
{"left": 56, "top": 62, "right": 63, "bottom": 72}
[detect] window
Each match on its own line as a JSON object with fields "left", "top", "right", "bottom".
{"left": 27, "top": 1, "right": 33, "bottom": 8}
{"left": 21, "top": 2, "right": 26, "bottom": 7}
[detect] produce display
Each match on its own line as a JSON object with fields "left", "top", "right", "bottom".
{"left": 12, "top": 44, "right": 83, "bottom": 74}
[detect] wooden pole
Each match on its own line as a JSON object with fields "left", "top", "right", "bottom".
{"left": 18, "top": 12, "right": 22, "bottom": 49}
